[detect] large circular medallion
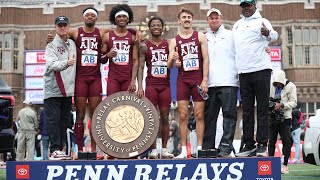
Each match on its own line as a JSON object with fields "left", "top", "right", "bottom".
{"left": 91, "top": 91, "right": 159, "bottom": 158}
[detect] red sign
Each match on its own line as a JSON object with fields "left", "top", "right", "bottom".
{"left": 16, "top": 165, "right": 30, "bottom": 179}
{"left": 270, "top": 48, "right": 281, "bottom": 61}
{"left": 258, "top": 161, "right": 272, "bottom": 175}
{"left": 36, "top": 52, "right": 46, "bottom": 63}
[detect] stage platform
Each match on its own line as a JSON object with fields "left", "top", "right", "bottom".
{"left": 7, "top": 157, "right": 280, "bottom": 180}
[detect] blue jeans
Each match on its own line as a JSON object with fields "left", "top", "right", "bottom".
{"left": 291, "top": 128, "right": 301, "bottom": 160}
{"left": 42, "top": 135, "right": 49, "bottom": 160}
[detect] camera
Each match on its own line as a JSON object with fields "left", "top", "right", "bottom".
{"left": 269, "top": 94, "right": 285, "bottom": 124}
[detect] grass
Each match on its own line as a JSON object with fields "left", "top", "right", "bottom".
{"left": 0, "top": 169, "right": 5, "bottom": 180}
{"left": 281, "top": 163, "right": 320, "bottom": 180}
{"left": 0, "top": 162, "right": 319, "bottom": 180}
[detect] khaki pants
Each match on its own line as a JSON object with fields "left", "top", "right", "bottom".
{"left": 16, "top": 132, "right": 35, "bottom": 161}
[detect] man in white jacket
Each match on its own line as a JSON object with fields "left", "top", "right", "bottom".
{"left": 203, "top": 8, "right": 239, "bottom": 157}
{"left": 233, "top": 0, "right": 278, "bottom": 157}
{"left": 44, "top": 15, "right": 76, "bottom": 160}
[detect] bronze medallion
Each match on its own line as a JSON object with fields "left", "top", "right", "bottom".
{"left": 91, "top": 91, "right": 159, "bottom": 158}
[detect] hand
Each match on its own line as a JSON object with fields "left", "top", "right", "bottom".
{"left": 127, "top": 81, "right": 136, "bottom": 94}
{"left": 261, "top": 22, "right": 269, "bottom": 37}
{"left": 107, "top": 45, "right": 118, "bottom": 59}
{"left": 68, "top": 54, "right": 76, "bottom": 66}
{"left": 199, "top": 81, "right": 208, "bottom": 96}
{"left": 46, "top": 30, "right": 54, "bottom": 43}
{"left": 173, "top": 47, "right": 181, "bottom": 68}
{"left": 265, "top": 46, "right": 271, "bottom": 54}
{"left": 136, "top": 87, "right": 144, "bottom": 98}
{"left": 136, "top": 30, "right": 145, "bottom": 42}
{"left": 275, "top": 102, "right": 282, "bottom": 110}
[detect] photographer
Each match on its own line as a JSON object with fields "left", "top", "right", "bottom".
{"left": 268, "top": 70, "right": 297, "bottom": 174}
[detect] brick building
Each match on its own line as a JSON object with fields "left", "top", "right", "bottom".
{"left": 0, "top": 0, "right": 319, "bottom": 123}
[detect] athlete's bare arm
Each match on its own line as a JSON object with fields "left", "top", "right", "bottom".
{"left": 167, "top": 38, "right": 177, "bottom": 69}
{"left": 128, "top": 34, "right": 139, "bottom": 93}
{"left": 137, "top": 42, "right": 147, "bottom": 98}
{"left": 99, "top": 28, "right": 112, "bottom": 37}
{"left": 198, "top": 32, "right": 209, "bottom": 95}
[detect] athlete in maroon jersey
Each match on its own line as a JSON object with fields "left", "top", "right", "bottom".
{"left": 101, "top": 4, "right": 139, "bottom": 95}
{"left": 70, "top": 7, "right": 110, "bottom": 156}
{"left": 101, "top": 4, "right": 139, "bottom": 159}
{"left": 168, "top": 8, "right": 209, "bottom": 158}
{"left": 137, "top": 17, "right": 174, "bottom": 159}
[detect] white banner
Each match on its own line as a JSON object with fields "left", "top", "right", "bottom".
{"left": 25, "top": 77, "right": 44, "bottom": 89}
{"left": 25, "top": 64, "right": 45, "bottom": 76}
{"left": 25, "top": 90, "right": 44, "bottom": 104}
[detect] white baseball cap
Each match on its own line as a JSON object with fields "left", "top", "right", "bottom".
{"left": 206, "top": 8, "right": 222, "bottom": 17}
{"left": 23, "top": 100, "right": 32, "bottom": 105}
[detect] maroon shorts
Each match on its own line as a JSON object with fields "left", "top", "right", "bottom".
{"left": 176, "top": 77, "right": 203, "bottom": 102}
{"left": 75, "top": 77, "right": 102, "bottom": 97}
{"left": 145, "top": 83, "right": 171, "bottom": 109}
{"left": 107, "top": 77, "right": 131, "bottom": 96}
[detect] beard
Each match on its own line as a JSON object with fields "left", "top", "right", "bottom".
{"left": 85, "top": 22, "right": 95, "bottom": 28}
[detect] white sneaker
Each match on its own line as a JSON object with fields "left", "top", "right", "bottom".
{"left": 174, "top": 152, "right": 187, "bottom": 159}
{"left": 148, "top": 149, "right": 159, "bottom": 159}
{"left": 161, "top": 149, "right": 174, "bottom": 159}
{"left": 49, "top": 150, "right": 71, "bottom": 160}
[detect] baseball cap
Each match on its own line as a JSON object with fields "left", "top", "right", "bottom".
{"left": 23, "top": 100, "right": 32, "bottom": 105}
{"left": 206, "top": 8, "right": 222, "bottom": 17}
{"left": 55, "top": 15, "right": 69, "bottom": 25}
{"left": 240, "top": 0, "right": 256, "bottom": 6}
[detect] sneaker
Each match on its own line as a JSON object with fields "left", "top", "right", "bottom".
{"left": 281, "top": 165, "right": 289, "bottom": 174}
{"left": 161, "top": 149, "right": 174, "bottom": 159}
{"left": 289, "top": 158, "right": 300, "bottom": 164}
{"left": 235, "top": 145, "right": 256, "bottom": 157}
{"left": 49, "top": 150, "right": 71, "bottom": 160}
{"left": 218, "top": 151, "right": 233, "bottom": 158}
{"left": 256, "top": 144, "right": 268, "bottom": 157}
{"left": 148, "top": 149, "right": 159, "bottom": 159}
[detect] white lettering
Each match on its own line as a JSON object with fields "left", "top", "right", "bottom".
{"left": 190, "top": 163, "right": 208, "bottom": 180}
{"left": 227, "top": 162, "right": 244, "bottom": 180}
{"left": 84, "top": 165, "right": 105, "bottom": 180}
{"left": 47, "top": 165, "right": 64, "bottom": 180}
{"left": 173, "top": 164, "right": 188, "bottom": 180}
{"left": 134, "top": 165, "right": 152, "bottom": 180}
{"left": 156, "top": 164, "right": 173, "bottom": 180}
{"left": 211, "top": 163, "right": 228, "bottom": 180}
{"left": 65, "top": 165, "right": 82, "bottom": 180}
{"left": 106, "top": 165, "right": 128, "bottom": 180}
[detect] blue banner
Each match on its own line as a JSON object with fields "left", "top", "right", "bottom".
{"left": 7, "top": 157, "right": 280, "bottom": 180}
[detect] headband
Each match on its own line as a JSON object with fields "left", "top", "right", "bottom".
{"left": 83, "top": 9, "right": 98, "bottom": 17}
{"left": 115, "top": 10, "right": 129, "bottom": 18}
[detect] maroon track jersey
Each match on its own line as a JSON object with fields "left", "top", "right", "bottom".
{"left": 175, "top": 31, "right": 203, "bottom": 78}
{"left": 75, "top": 27, "right": 102, "bottom": 78}
{"left": 145, "top": 39, "right": 170, "bottom": 85}
{"left": 108, "top": 30, "right": 134, "bottom": 80}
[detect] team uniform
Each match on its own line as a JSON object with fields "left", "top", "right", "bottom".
{"left": 75, "top": 27, "right": 103, "bottom": 97}
{"left": 175, "top": 31, "right": 203, "bottom": 102}
{"left": 144, "top": 39, "right": 171, "bottom": 108}
{"left": 107, "top": 30, "right": 134, "bottom": 95}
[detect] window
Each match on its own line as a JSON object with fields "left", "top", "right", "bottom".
{"left": 0, "top": 34, "right": 2, "bottom": 49}
{"left": 5, "top": 33, "right": 11, "bottom": 48}
{"left": 312, "top": 46, "right": 319, "bottom": 65}
{"left": 296, "top": 46, "right": 302, "bottom": 65}
{"left": 303, "top": 102, "right": 320, "bottom": 119}
{"left": 287, "top": 27, "right": 320, "bottom": 66}
{"left": 288, "top": 47, "right": 293, "bottom": 65}
{"left": 287, "top": 28, "right": 292, "bottom": 44}
{"left": 295, "top": 29, "right": 302, "bottom": 44}
{"left": 13, "top": 50, "right": 18, "bottom": 70}
{"left": 0, "top": 32, "right": 20, "bottom": 71}
{"left": 13, "top": 34, "right": 18, "bottom": 49}
{"left": 305, "top": 46, "right": 310, "bottom": 64}
{"left": 311, "top": 29, "right": 317, "bottom": 44}
{"left": 303, "top": 29, "right": 309, "bottom": 44}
